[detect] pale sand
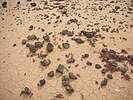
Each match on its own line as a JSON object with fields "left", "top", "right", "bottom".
{"left": 0, "top": 0, "right": 133, "bottom": 100}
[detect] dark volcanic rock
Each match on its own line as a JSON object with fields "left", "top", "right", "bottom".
{"left": 38, "top": 79, "right": 46, "bottom": 86}
{"left": 26, "top": 43, "right": 31, "bottom": 47}
{"left": 67, "top": 57, "right": 75, "bottom": 63}
{"left": 62, "top": 75, "right": 70, "bottom": 86}
{"left": 27, "top": 34, "right": 37, "bottom": 40}
{"left": 67, "top": 18, "right": 78, "bottom": 24}
{"left": 43, "top": 35, "right": 50, "bottom": 41}
{"left": 40, "top": 59, "right": 51, "bottom": 66}
{"left": 95, "top": 64, "right": 102, "bottom": 69}
{"left": 56, "top": 64, "right": 64, "bottom": 74}
{"left": 2, "top": 1, "right": 7, "bottom": 8}
{"left": 66, "top": 85, "right": 74, "bottom": 94}
{"left": 40, "top": 51, "right": 48, "bottom": 58}
{"left": 48, "top": 71, "right": 54, "bottom": 77}
{"left": 101, "top": 78, "right": 108, "bottom": 87}
{"left": 30, "top": 2, "right": 36, "bottom": 7}
{"left": 74, "top": 38, "right": 84, "bottom": 44}
{"left": 46, "top": 43, "right": 54, "bottom": 52}
{"left": 81, "top": 30, "right": 96, "bottom": 38}
{"left": 67, "top": 31, "right": 74, "bottom": 36}
{"left": 62, "top": 43, "right": 70, "bottom": 49}
{"left": 68, "top": 72, "right": 77, "bottom": 80}
{"left": 35, "top": 41, "right": 43, "bottom": 48}
{"left": 109, "top": 60, "right": 118, "bottom": 67}
{"left": 29, "top": 45, "right": 37, "bottom": 53}
{"left": 101, "top": 68, "right": 107, "bottom": 74}
{"left": 107, "top": 74, "right": 113, "bottom": 79}
{"left": 86, "top": 61, "right": 92, "bottom": 66}
{"left": 22, "top": 39, "right": 27, "bottom": 45}
{"left": 20, "top": 87, "right": 33, "bottom": 97}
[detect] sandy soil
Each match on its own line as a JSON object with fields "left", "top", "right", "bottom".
{"left": 0, "top": 0, "right": 133, "bottom": 100}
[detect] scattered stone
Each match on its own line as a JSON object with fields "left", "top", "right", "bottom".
{"left": 59, "top": 5, "right": 64, "bottom": 9}
{"left": 60, "top": 30, "right": 74, "bottom": 36}
{"left": 35, "top": 41, "right": 43, "bottom": 48}
{"left": 39, "top": 51, "right": 48, "bottom": 58}
{"left": 2, "top": 1, "right": 7, "bottom": 8}
{"left": 101, "top": 78, "right": 108, "bottom": 87}
{"left": 38, "top": 79, "right": 46, "bottom": 86}
{"left": 13, "top": 44, "right": 16, "bottom": 47}
{"left": 20, "top": 87, "right": 33, "bottom": 98}
{"left": 66, "top": 85, "right": 74, "bottom": 94}
{"left": 56, "top": 64, "right": 64, "bottom": 74}
{"left": 81, "top": 31, "right": 96, "bottom": 38}
{"left": 62, "top": 75, "right": 70, "bottom": 86}
{"left": 67, "top": 57, "right": 75, "bottom": 63}
{"left": 22, "top": 39, "right": 27, "bottom": 45}
{"left": 101, "top": 68, "right": 107, "bottom": 74}
{"left": 82, "top": 54, "right": 89, "bottom": 58}
{"left": 109, "top": 60, "right": 118, "bottom": 67}
{"left": 107, "top": 74, "right": 113, "bottom": 79}
{"left": 29, "top": 25, "right": 34, "bottom": 31}
{"left": 46, "top": 43, "right": 54, "bottom": 52}
{"left": 30, "top": 2, "right": 36, "bottom": 7}
{"left": 44, "top": 0, "right": 48, "bottom": 5}
{"left": 61, "top": 8, "right": 67, "bottom": 14}
{"left": 26, "top": 43, "right": 30, "bottom": 47}
{"left": 62, "top": 43, "right": 70, "bottom": 49}
{"left": 43, "top": 35, "right": 50, "bottom": 41}
{"left": 60, "top": 30, "right": 68, "bottom": 35}
{"left": 27, "top": 34, "right": 37, "bottom": 40}
{"left": 48, "top": 71, "right": 54, "bottom": 77}
{"left": 120, "top": 67, "right": 128, "bottom": 74}
{"left": 67, "top": 18, "right": 78, "bottom": 24}
{"left": 67, "top": 31, "right": 74, "bottom": 36}
{"left": 69, "top": 72, "right": 77, "bottom": 80}
{"left": 29, "top": 45, "right": 36, "bottom": 53}
{"left": 86, "top": 61, "right": 92, "bottom": 66}
{"left": 17, "top": 1, "right": 20, "bottom": 4}
{"left": 40, "top": 59, "right": 51, "bottom": 66}
{"left": 74, "top": 38, "right": 84, "bottom": 44}
{"left": 95, "top": 64, "right": 102, "bottom": 69}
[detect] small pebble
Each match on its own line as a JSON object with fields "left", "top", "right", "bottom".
{"left": 86, "top": 61, "right": 92, "bottom": 66}
{"left": 27, "top": 34, "right": 37, "bottom": 40}
{"left": 40, "top": 51, "right": 48, "bottom": 58}
{"left": 81, "top": 31, "right": 96, "bottom": 38}
{"left": 66, "top": 85, "right": 74, "bottom": 94}
{"left": 56, "top": 64, "right": 64, "bottom": 74}
{"left": 26, "top": 43, "right": 30, "bottom": 47}
{"left": 30, "top": 2, "right": 36, "bottom": 7}
{"left": 2, "top": 1, "right": 7, "bottom": 8}
{"left": 95, "top": 64, "right": 102, "bottom": 69}
{"left": 29, "top": 45, "right": 36, "bottom": 53}
{"left": 62, "top": 43, "right": 70, "bottom": 49}
{"left": 74, "top": 38, "right": 84, "bottom": 44}
{"left": 40, "top": 59, "right": 51, "bottom": 66}
{"left": 69, "top": 72, "right": 77, "bottom": 80}
{"left": 38, "top": 79, "right": 46, "bottom": 86}
{"left": 107, "top": 74, "right": 113, "bottom": 79}
{"left": 67, "top": 57, "right": 75, "bottom": 63}
{"left": 43, "top": 35, "right": 50, "bottom": 41}
{"left": 47, "top": 71, "right": 54, "bottom": 77}
{"left": 35, "top": 41, "right": 43, "bottom": 48}
{"left": 101, "top": 68, "right": 107, "bottom": 74}
{"left": 46, "top": 43, "right": 54, "bottom": 52}
{"left": 62, "top": 75, "right": 70, "bottom": 86}
{"left": 101, "top": 78, "right": 108, "bottom": 87}
{"left": 22, "top": 39, "right": 27, "bottom": 45}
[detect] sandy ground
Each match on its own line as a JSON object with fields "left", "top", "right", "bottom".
{"left": 0, "top": 0, "right": 133, "bottom": 100}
